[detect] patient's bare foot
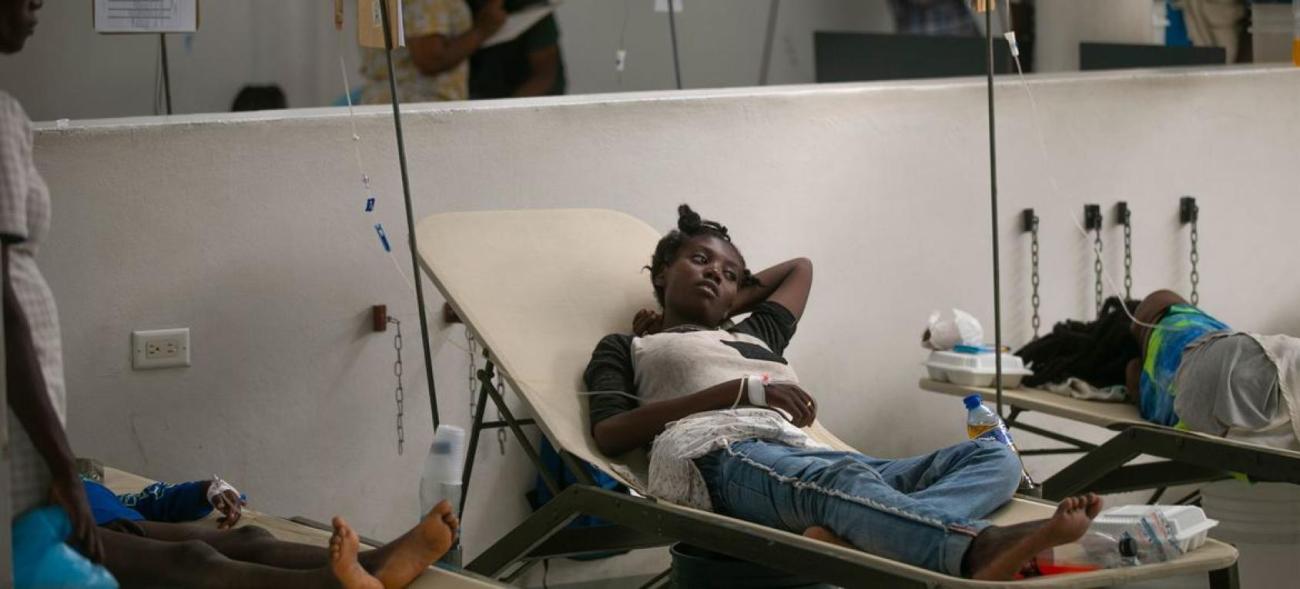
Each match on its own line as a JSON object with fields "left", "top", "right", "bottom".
{"left": 967, "top": 494, "right": 1102, "bottom": 580}
{"left": 331, "top": 517, "right": 383, "bottom": 589}
{"left": 803, "top": 526, "right": 853, "bottom": 548}
{"left": 372, "top": 500, "right": 459, "bottom": 589}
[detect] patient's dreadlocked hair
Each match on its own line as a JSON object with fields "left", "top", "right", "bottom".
{"left": 1016, "top": 296, "right": 1141, "bottom": 389}
{"left": 647, "top": 204, "right": 761, "bottom": 306}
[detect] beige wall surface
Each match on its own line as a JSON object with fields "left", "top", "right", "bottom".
{"left": 27, "top": 66, "right": 1300, "bottom": 583}
{"left": 0, "top": 0, "right": 894, "bottom": 121}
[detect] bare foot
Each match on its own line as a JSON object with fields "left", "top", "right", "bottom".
{"left": 373, "top": 500, "right": 459, "bottom": 589}
{"left": 969, "top": 493, "right": 1102, "bottom": 580}
{"left": 331, "top": 517, "right": 384, "bottom": 589}
{"left": 803, "top": 526, "right": 853, "bottom": 549}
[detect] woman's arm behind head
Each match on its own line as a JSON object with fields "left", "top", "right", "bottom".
{"left": 732, "top": 258, "right": 814, "bottom": 321}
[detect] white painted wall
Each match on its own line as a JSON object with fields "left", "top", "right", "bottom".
{"left": 554, "top": 0, "right": 893, "bottom": 93}
{"left": 27, "top": 66, "right": 1300, "bottom": 585}
{"left": 0, "top": 1, "right": 357, "bottom": 121}
{"left": 0, "top": 0, "right": 893, "bottom": 122}
{"left": 1035, "top": 0, "right": 1167, "bottom": 72}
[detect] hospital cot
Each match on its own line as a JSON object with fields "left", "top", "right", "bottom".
{"left": 102, "top": 467, "right": 504, "bottom": 588}
{"left": 918, "top": 379, "right": 1300, "bottom": 501}
{"left": 414, "top": 208, "right": 1239, "bottom": 589}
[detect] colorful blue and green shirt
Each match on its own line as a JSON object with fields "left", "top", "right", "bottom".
{"left": 1140, "top": 304, "right": 1230, "bottom": 426}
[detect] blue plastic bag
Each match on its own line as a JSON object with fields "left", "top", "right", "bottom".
{"left": 12, "top": 506, "right": 118, "bottom": 589}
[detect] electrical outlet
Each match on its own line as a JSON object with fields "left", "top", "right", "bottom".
{"left": 132, "top": 328, "right": 191, "bottom": 369}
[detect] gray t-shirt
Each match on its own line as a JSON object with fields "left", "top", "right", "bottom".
{"left": 1175, "top": 332, "right": 1299, "bottom": 450}
{"left": 584, "top": 301, "right": 800, "bottom": 430}
{"left": 582, "top": 302, "right": 826, "bottom": 510}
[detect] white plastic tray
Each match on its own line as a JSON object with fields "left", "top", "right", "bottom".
{"left": 923, "top": 350, "right": 1032, "bottom": 388}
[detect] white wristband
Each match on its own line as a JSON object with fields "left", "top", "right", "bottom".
{"left": 207, "top": 475, "right": 239, "bottom": 505}
{"left": 746, "top": 374, "right": 769, "bottom": 407}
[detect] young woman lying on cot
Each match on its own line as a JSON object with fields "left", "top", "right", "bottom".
{"left": 1018, "top": 291, "right": 1299, "bottom": 449}
{"left": 583, "top": 204, "right": 1103, "bottom": 580}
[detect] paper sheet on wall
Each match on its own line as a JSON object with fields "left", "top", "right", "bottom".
{"left": 94, "top": 0, "right": 199, "bottom": 33}
{"left": 357, "top": 0, "right": 405, "bottom": 49}
{"left": 482, "top": 4, "right": 556, "bottom": 48}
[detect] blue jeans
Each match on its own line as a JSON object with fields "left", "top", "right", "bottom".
{"left": 695, "top": 438, "right": 1021, "bottom": 576}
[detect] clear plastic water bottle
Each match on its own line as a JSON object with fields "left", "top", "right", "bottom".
{"left": 964, "top": 394, "right": 1038, "bottom": 493}
{"left": 420, "top": 425, "right": 466, "bottom": 565}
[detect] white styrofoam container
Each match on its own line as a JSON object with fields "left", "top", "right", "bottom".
{"left": 1089, "top": 505, "right": 1218, "bottom": 553}
{"left": 924, "top": 350, "right": 1032, "bottom": 388}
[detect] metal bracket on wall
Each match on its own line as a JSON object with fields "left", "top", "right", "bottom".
{"left": 1021, "top": 208, "right": 1037, "bottom": 233}
{"left": 1083, "top": 204, "right": 1102, "bottom": 230}
{"left": 1180, "top": 196, "right": 1199, "bottom": 224}
{"left": 1115, "top": 202, "right": 1130, "bottom": 225}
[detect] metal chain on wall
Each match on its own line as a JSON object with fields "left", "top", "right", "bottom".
{"left": 494, "top": 373, "right": 508, "bottom": 456}
{"left": 1181, "top": 197, "right": 1201, "bottom": 306}
{"left": 389, "top": 317, "right": 405, "bottom": 455}
{"left": 1093, "top": 227, "right": 1104, "bottom": 317}
{"left": 1030, "top": 217, "right": 1042, "bottom": 339}
{"left": 466, "top": 330, "right": 506, "bottom": 455}
{"left": 1190, "top": 218, "right": 1200, "bottom": 306}
{"left": 467, "top": 331, "right": 479, "bottom": 421}
{"left": 1122, "top": 209, "right": 1133, "bottom": 301}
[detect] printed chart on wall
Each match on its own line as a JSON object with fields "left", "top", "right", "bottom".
{"left": 357, "top": 0, "right": 405, "bottom": 49}
{"left": 93, "top": 0, "right": 199, "bottom": 34}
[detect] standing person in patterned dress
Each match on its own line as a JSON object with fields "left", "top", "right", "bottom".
{"left": 2, "top": 0, "right": 103, "bottom": 564}
{"left": 361, "top": 0, "right": 506, "bottom": 104}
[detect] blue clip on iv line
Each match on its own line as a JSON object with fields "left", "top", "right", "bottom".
{"left": 365, "top": 197, "right": 376, "bottom": 212}
{"left": 374, "top": 224, "right": 391, "bottom": 252}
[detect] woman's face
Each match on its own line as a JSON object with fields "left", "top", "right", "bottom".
{"left": 0, "top": 0, "right": 41, "bottom": 55}
{"left": 656, "top": 234, "right": 744, "bottom": 328}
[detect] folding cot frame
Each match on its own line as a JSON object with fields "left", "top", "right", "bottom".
{"left": 918, "top": 380, "right": 1300, "bottom": 502}
{"left": 414, "top": 208, "right": 1239, "bottom": 589}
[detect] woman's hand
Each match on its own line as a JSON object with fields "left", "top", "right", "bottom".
{"left": 632, "top": 309, "right": 663, "bottom": 336}
{"left": 760, "top": 383, "right": 818, "bottom": 428}
{"left": 49, "top": 472, "right": 103, "bottom": 563}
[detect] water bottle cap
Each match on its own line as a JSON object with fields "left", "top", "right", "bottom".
{"left": 963, "top": 394, "right": 983, "bottom": 409}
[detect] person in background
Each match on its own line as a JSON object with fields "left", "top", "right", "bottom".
{"left": 232, "top": 85, "right": 288, "bottom": 112}
{"left": 361, "top": 0, "right": 507, "bottom": 104}
{"left": 83, "top": 471, "right": 464, "bottom": 589}
{"left": 887, "top": 0, "right": 980, "bottom": 36}
{"left": 1017, "top": 291, "right": 1299, "bottom": 450}
{"left": 1173, "top": 0, "right": 1249, "bottom": 63}
{"left": 2, "top": 0, "right": 104, "bottom": 566}
{"left": 468, "top": 0, "right": 566, "bottom": 98}
{"left": 84, "top": 474, "right": 247, "bottom": 532}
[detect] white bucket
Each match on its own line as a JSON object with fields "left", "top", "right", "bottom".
{"left": 1201, "top": 480, "right": 1300, "bottom": 587}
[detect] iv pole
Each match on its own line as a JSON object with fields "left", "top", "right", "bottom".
{"left": 377, "top": 0, "right": 441, "bottom": 429}
{"left": 982, "top": 2, "right": 1005, "bottom": 421}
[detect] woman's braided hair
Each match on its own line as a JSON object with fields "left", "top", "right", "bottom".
{"left": 1016, "top": 296, "right": 1141, "bottom": 388}
{"left": 647, "top": 204, "right": 760, "bottom": 306}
